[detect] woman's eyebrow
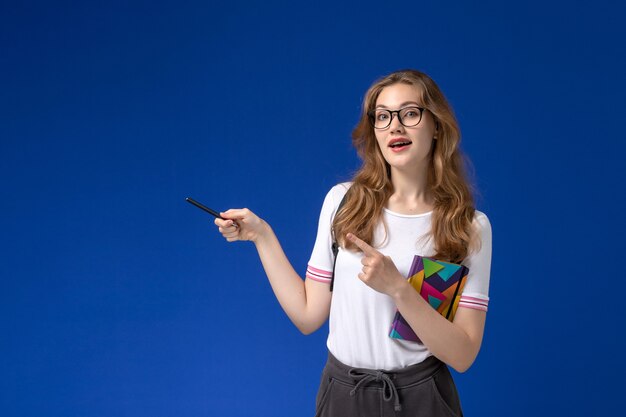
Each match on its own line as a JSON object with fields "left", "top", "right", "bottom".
{"left": 375, "top": 101, "right": 421, "bottom": 109}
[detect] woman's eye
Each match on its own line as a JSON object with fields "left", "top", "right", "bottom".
{"left": 376, "top": 113, "right": 389, "bottom": 120}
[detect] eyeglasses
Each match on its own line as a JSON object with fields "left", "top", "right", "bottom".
{"left": 367, "top": 107, "right": 425, "bottom": 129}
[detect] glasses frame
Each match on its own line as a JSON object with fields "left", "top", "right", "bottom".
{"left": 367, "top": 106, "right": 426, "bottom": 129}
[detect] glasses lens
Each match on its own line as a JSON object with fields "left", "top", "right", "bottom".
{"left": 373, "top": 110, "right": 392, "bottom": 129}
{"left": 399, "top": 107, "right": 422, "bottom": 127}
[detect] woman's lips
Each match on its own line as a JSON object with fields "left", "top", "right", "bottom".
{"left": 388, "top": 138, "right": 412, "bottom": 152}
{"left": 389, "top": 143, "right": 411, "bottom": 152}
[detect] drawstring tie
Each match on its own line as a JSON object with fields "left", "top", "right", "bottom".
{"left": 348, "top": 368, "right": 402, "bottom": 412}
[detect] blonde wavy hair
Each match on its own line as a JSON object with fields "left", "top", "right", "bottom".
{"left": 333, "top": 69, "right": 480, "bottom": 263}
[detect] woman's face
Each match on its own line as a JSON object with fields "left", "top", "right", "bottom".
{"left": 373, "top": 83, "right": 437, "bottom": 175}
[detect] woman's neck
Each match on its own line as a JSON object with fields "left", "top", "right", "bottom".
{"left": 387, "top": 167, "right": 434, "bottom": 214}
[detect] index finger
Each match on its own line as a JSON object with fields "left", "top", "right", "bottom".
{"left": 347, "top": 233, "right": 378, "bottom": 255}
{"left": 220, "top": 208, "right": 249, "bottom": 219}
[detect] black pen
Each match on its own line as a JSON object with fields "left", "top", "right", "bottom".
{"left": 186, "top": 197, "right": 223, "bottom": 218}
{"left": 186, "top": 197, "right": 239, "bottom": 228}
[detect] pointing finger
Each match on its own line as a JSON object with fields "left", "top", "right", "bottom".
{"left": 347, "top": 233, "right": 378, "bottom": 255}
{"left": 220, "top": 208, "right": 250, "bottom": 219}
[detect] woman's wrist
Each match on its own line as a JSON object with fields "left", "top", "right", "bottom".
{"left": 252, "top": 220, "right": 273, "bottom": 245}
{"left": 390, "top": 278, "right": 412, "bottom": 302}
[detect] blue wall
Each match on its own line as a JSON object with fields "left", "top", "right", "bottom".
{"left": 1, "top": 1, "right": 624, "bottom": 416}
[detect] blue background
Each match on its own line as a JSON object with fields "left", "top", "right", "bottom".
{"left": 1, "top": 1, "right": 625, "bottom": 416}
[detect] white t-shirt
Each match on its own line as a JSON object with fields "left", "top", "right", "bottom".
{"left": 306, "top": 182, "right": 492, "bottom": 370}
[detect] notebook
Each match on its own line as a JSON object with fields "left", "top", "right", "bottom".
{"left": 389, "top": 255, "right": 469, "bottom": 343}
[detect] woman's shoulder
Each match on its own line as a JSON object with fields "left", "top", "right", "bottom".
{"left": 473, "top": 210, "right": 491, "bottom": 230}
{"left": 326, "top": 181, "right": 353, "bottom": 202}
{"left": 317, "top": 182, "right": 353, "bottom": 213}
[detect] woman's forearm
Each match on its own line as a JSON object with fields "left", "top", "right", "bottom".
{"left": 253, "top": 222, "right": 321, "bottom": 334}
{"left": 215, "top": 208, "right": 330, "bottom": 334}
{"left": 392, "top": 282, "right": 479, "bottom": 372}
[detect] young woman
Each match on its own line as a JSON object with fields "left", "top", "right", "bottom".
{"left": 214, "top": 69, "right": 492, "bottom": 417}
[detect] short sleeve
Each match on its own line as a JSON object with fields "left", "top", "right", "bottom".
{"left": 458, "top": 211, "right": 492, "bottom": 312}
{"left": 306, "top": 183, "right": 350, "bottom": 284}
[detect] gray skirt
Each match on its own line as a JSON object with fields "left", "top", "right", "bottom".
{"left": 314, "top": 351, "right": 464, "bottom": 417}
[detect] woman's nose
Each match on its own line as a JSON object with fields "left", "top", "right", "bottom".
{"left": 388, "top": 113, "right": 405, "bottom": 132}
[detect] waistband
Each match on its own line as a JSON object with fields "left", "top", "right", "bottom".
{"left": 323, "top": 351, "right": 445, "bottom": 412}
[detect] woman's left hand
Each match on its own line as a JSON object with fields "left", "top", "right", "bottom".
{"left": 347, "top": 233, "right": 408, "bottom": 298}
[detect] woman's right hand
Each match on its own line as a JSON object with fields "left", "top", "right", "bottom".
{"left": 214, "top": 208, "right": 269, "bottom": 243}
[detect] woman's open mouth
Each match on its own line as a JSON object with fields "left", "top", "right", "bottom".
{"left": 388, "top": 139, "right": 412, "bottom": 152}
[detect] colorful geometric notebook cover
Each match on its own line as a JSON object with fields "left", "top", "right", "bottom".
{"left": 389, "top": 255, "right": 469, "bottom": 343}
